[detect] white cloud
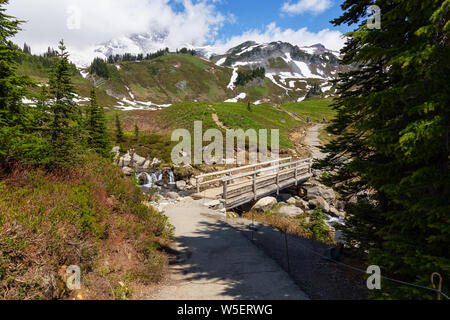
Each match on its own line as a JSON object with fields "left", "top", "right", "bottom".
{"left": 7, "top": 0, "right": 226, "bottom": 55}
{"left": 281, "top": 0, "right": 332, "bottom": 15}
{"left": 5, "top": 1, "right": 344, "bottom": 65}
{"left": 213, "top": 22, "right": 345, "bottom": 53}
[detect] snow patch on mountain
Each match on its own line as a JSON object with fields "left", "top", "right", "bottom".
{"left": 225, "top": 92, "right": 247, "bottom": 103}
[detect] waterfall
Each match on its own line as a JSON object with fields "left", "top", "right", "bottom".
{"left": 137, "top": 172, "right": 156, "bottom": 187}
{"left": 167, "top": 171, "right": 175, "bottom": 185}
{"left": 137, "top": 170, "right": 175, "bottom": 188}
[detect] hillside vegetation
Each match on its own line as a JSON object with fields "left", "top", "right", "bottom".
{"left": 282, "top": 99, "right": 336, "bottom": 122}
{"left": 17, "top": 52, "right": 314, "bottom": 107}
{"left": 0, "top": 155, "right": 173, "bottom": 300}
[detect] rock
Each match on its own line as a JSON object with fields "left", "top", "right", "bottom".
{"left": 251, "top": 197, "right": 277, "bottom": 213}
{"left": 286, "top": 197, "right": 297, "bottom": 205}
{"left": 166, "top": 192, "right": 179, "bottom": 200}
{"left": 306, "top": 185, "right": 336, "bottom": 203}
{"left": 111, "top": 146, "right": 120, "bottom": 153}
{"left": 119, "top": 154, "right": 132, "bottom": 167}
{"left": 321, "top": 188, "right": 336, "bottom": 203}
{"left": 122, "top": 167, "right": 134, "bottom": 176}
{"left": 307, "top": 186, "right": 322, "bottom": 200}
{"left": 133, "top": 154, "right": 146, "bottom": 167}
{"left": 142, "top": 160, "right": 151, "bottom": 170}
{"left": 176, "top": 180, "right": 187, "bottom": 191}
{"left": 336, "top": 201, "right": 346, "bottom": 212}
{"left": 151, "top": 158, "right": 162, "bottom": 168}
{"left": 312, "top": 169, "right": 322, "bottom": 178}
{"left": 227, "top": 212, "right": 239, "bottom": 219}
{"left": 309, "top": 197, "right": 330, "bottom": 213}
{"left": 204, "top": 200, "right": 225, "bottom": 210}
{"left": 189, "top": 178, "right": 197, "bottom": 187}
{"left": 295, "top": 199, "right": 310, "bottom": 210}
{"left": 329, "top": 207, "right": 341, "bottom": 218}
{"left": 279, "top": 206, "right": 304, "bottom": 218}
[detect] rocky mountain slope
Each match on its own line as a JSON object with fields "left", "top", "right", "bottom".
{"left": 19, "top": 40, "right": 347, "bottom": 109}
{"left": 210, "top": 41, "right": 348, "bottom": 102}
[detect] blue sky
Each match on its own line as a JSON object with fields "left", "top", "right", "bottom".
{"left": 211, "top": 0, "right": 351, "bottom": 40}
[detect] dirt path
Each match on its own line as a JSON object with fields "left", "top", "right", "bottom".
{"left": 304, "top": 124, "right": 327, "bottom": 160}
{"left": 212, "top": 113, "right": 229, "bottom": 130}
{"left": 148, "top": 198, "right": 309, "bottom": 300}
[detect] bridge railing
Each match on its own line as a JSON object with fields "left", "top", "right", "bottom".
{"left": 222, "top": 159, "right": 312, "bottom": 205}
{"left": 195, "top": 157, "right": 292, "bottom": 193}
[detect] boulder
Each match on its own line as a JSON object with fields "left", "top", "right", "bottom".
{"left": 286, "top": 197, "right": 297, "bottom": 205}
{"left": 321, "top": 188, "right": 336, "bottom": 203}
{"left": 142, "top": 160, "right": 151, "bottom": 170}
{"left": 166, "top": 192, "right": 179, "bottom": 200}
{"left": 189, "top": 178, "right": 197, "bottom": 187}
{"left": 306, "top": 185, "right": 336, "bottom": 203}
{"left": 176, "top": 180, "right": 187, "bottom": 191}
{"left": 309, "top": 197, "right": 330, "bottom": 213}
{"left": 119, "top": 154, "right": 132, "bottom": 167}
{"left": 133, "top": 154, "right": 147, "bottom": 167}
{"left": 251, "top": 197, "right": 277, "bottom": 213}
{"left": 151, "top": 158, "right": 162, "bottom": 168}
{"left": 122, "top": 167, "right": 134, "bottom": 176}
{"left": 295, "top": 199, "right": 310, "bottom": 211}
{"left": 329, "top": 207, "right": 341, "bottom": 218}
{"left": 306, "top": 186, "right": 322, "bottom": 200}
{"left": 279, "top": 206, "right": 304, "bottom": 218}
{"left": 203, "top": 200, "right": 224, "bottom": 210}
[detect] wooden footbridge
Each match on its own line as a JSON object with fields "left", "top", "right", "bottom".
{"left": 194, "top": 157, "right": 313, "bottom": 210}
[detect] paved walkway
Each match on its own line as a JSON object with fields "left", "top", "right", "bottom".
{"left": 148, "top": 199, "right": 309, "bottom": 300}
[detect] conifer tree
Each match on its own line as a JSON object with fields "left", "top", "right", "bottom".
{"left": 48, "top": 40, "right": 82, "bottom": 166}
{"left": 134, "top": 124, "right": 139, "bottom": 141}
{"left": 320, "top": 0, "right": 450, "bottom": 299}
{"left": 87, "top": 88, "right": 111, "bottom": 158}
{"left": 0, "top": 0, "right": 36, "bottom": 167}
{"left": 115, "top": 113, "right": 124, "bottom": 143}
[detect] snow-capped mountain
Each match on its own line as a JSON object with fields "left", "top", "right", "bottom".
{"left": 94, "top": 31, "right": 169, "bottom": 58}
{"left": 210, "top": 41, "right": 347, "bottom": 99}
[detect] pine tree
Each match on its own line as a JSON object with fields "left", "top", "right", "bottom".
{"left": 90, "top": 57, "right": 109, "bottom": 78}
{"left": 134, "top": 124, "right": 139, "bottom": 141}
{"left": 319, "top": 0, "right": 450, "bottom": 299}
{"left": 47, "top": 40, "right": 82, "bottom": 166}
{"left": 87, "top": 88, "right": 111, "bottom": 158}
{"left": 22, "top": 42, "right": 31, "bottom": 54}
{"left": 115, "top": 113, "right": 124, "bottom": 143}
{"left": 0, "top": 0, "right": 37, "bottom": 167}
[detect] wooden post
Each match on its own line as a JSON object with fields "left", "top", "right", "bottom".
{"left": 295, "top": 166, "right": 298, "bottom": 186}
{"left": 253, "top": 173, "right": 257, "bottom": 201}
{"left": 223, "top": 180, "right": 228, "bottom": 202}
{"left": 197, "top": 178, "right": 200, "bottom": 194}
{"left": 276, "top": 171, "right": 280, "bottom": 195}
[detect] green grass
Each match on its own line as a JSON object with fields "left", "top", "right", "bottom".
{"left": 158, "top": 101, "right": 300, "bottom": 151}
{"left": 282, "top": 99, "right": 337, "bottom": 122}
{"left": 16, "top": 54, "right": 118, "bottom": 107}
{"left": 103, "top": 54, "right": 232, "bottom": 104}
